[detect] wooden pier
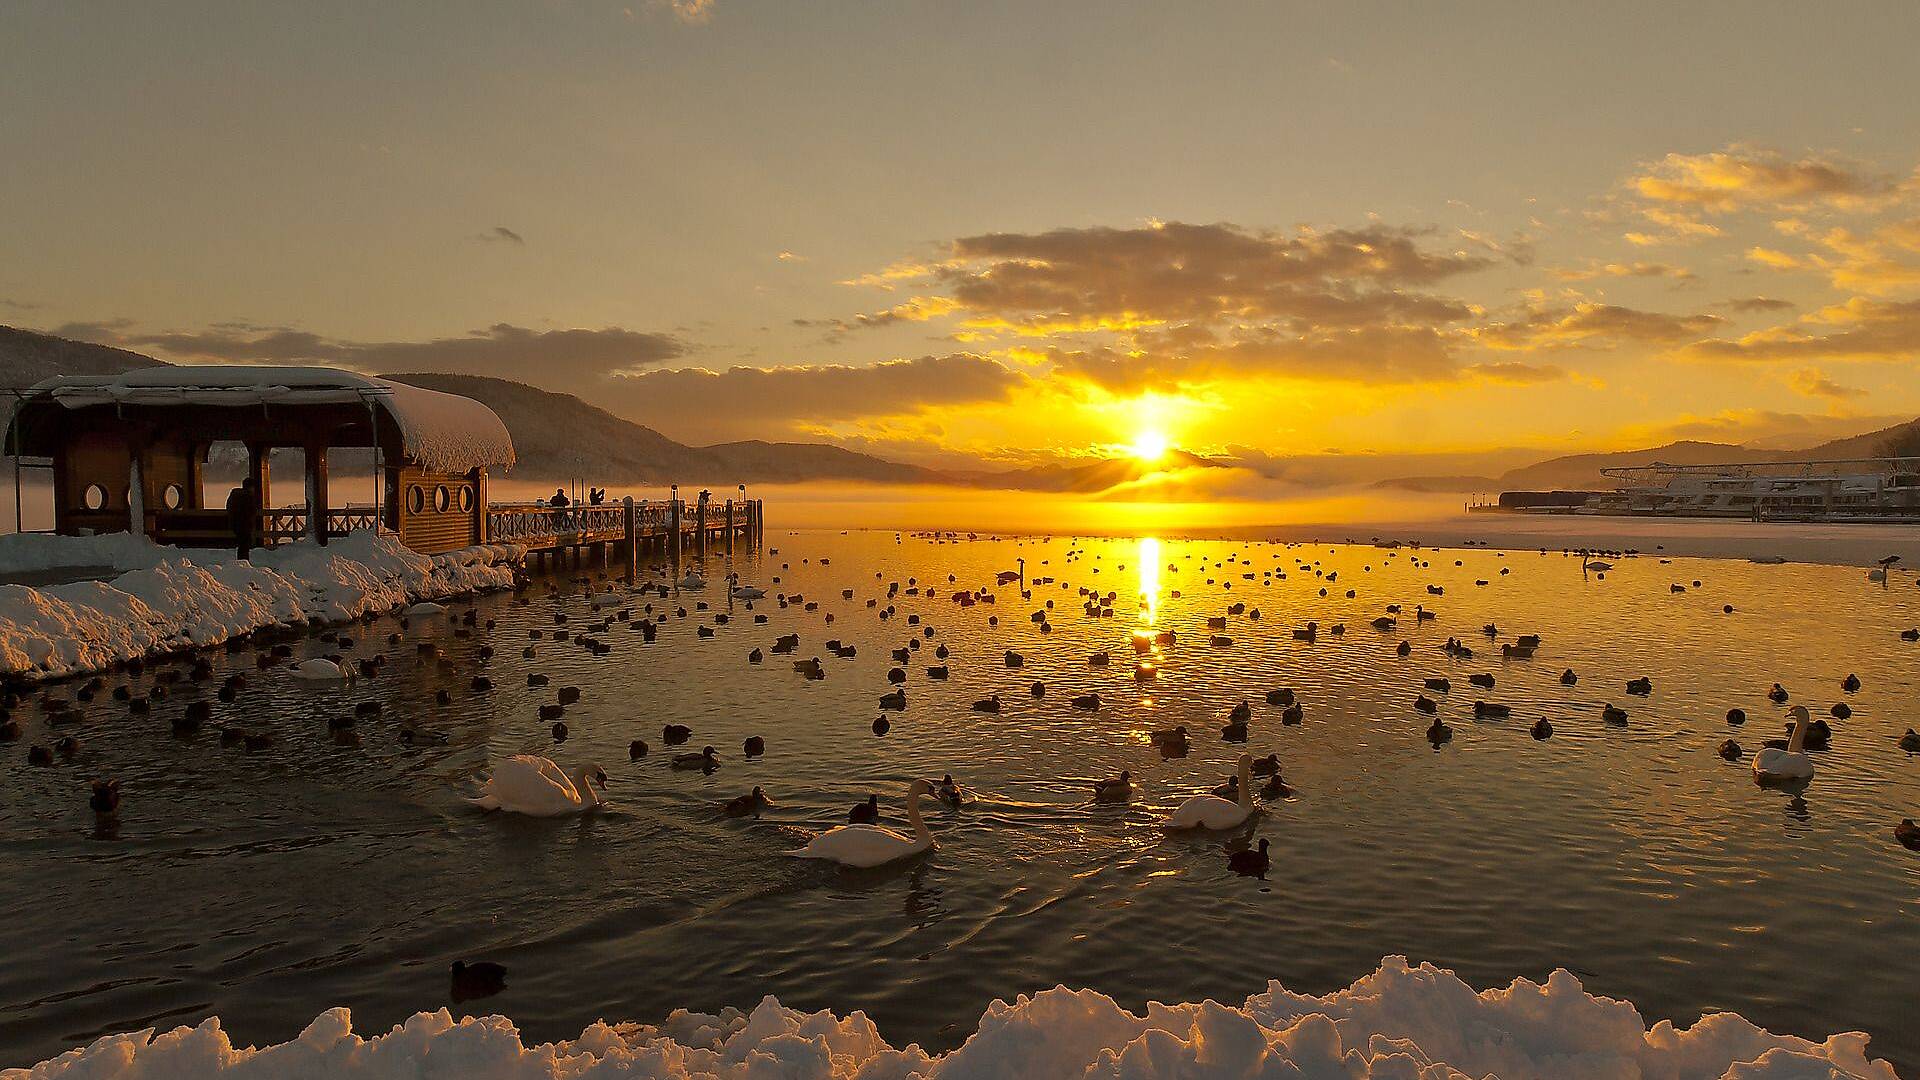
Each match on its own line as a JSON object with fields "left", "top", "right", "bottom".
{"left": 488, "top": 497, "right": 764, "bottom": 577}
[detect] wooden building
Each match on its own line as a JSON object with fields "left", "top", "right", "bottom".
{"left": 5, "top": 367, "right": 516, "bottom": 554}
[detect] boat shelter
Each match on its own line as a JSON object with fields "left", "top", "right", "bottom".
{"left": 4, "top": 366, "right": 516, "bottom": 554}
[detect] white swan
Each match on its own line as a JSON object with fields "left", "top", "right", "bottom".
{"left": 679, "top": 572, "right": 708, "bottom": 590}
{"left": 787, "top": 780, "right": 934, "bottom": 868}
{"left": 1753, "top": 706, "right": 1815, "bottom": 784}
{"left": 1164, "top": 753, "right": 1256, "bottom": 830}
{"left": 469, "top": 756, "right": 608, "bottom": 816}
{"left": 288, "top": 657, "right": 352, "bottom": 681}
{"left": 731, "top": 584, "right": 767, "bottom": 600}
{"left": 405, "top": 601, "right": 447, "bottom": 617}
{"left": 1583, "top": 560, "right": 1613, "bottom": 572}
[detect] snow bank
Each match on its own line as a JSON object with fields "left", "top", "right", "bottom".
{"left": 4, "top": 958, "right": 1895, "bottom": 1079}
{"left": 0, "top": 531, "right": 521, "bottom": 682}
{"left": 0, "top": 530, "right": 176, "bottom": 577}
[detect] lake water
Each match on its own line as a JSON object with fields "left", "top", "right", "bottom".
{"left": 2, "top": 530, "right": 1918, "bottom": 1072}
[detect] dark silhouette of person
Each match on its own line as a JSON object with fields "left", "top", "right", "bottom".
{"left": 549, "top": 488, "right": 570, "bottom": 508}
{"left": 589, "top": 487, "right": 605, "bottom": 505}
{"left": 227, "top": 477, "right": 259, "bottom": 560}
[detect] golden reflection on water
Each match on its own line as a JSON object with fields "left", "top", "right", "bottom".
{"left": 1137, "top": 536, "right": 1162, "bottom": 627}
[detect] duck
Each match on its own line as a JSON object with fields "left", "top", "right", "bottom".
{"left": 629, "top": 739, "right": 648, "bottom": 760}
{"left": 89, "top": 778, "right": 121, "bottom": 816}
{"left": 1531, "top": 718, "right": 1552, "bottom": 740}
{"left": 1211, "top": 774, "right": 1242, "bottom": 800}
{"left": 929, "top": 774, "right": 964, "bottom": 806}
{"left": 1898, "top": 819, "right": 1920, "bottom": 851}
{"left": 1842, "top": 673, "right": 1862, "bottom": 693}
{"left": 1071, "top": 691, "right": 1102, "bottom": 710}
{"left": 1626, "top": 677, "right": 1653, "bottom": 696}
{"left": 1258, "top": 771, "right": 1292, "bottom": 800}
{"left": 449, "top": 960, "right": 508, "bottom": 1003}
{"left": 1150, "top": 726, "right": 1189, "bottom": 754}
{"left": 1249, "top": 753, "right": 1281, "bottom": 777}
{"left": 1752, "top": 707, "right": 1816, "bottom": 784}
{"left": 972, "top": 694, "right": 1002, "bottom": 713}
{"left": 1602, "top": 704, "right": 1629, "bottom": 726}
{"left": 1414, "top": 695, "right": 1438, "bottom": 714}
{"left": 1560, "top": 669, "right": 1578, "bottom": 686}
{"left": 722, "top": 787, "right": 773, "bottom": 817}
{"left": 1427, "top": 718, "right": 1452, "bottom": 744}
{"left": 1901, "top": 729, "right": 1920, "bottom": 752}
{"left": 743, "top": 735, "right": 765, "bottom": 758}
{"left": 790, "top": 781, "right": 935, "bottom": 868}
{"left": 672, "top": 745, "right": 719, "bottom": 771}
{"left": 469, "top": 756, "right": 608, "bottom": 816}
{"left": 1473, "top": 701, "right": 1510, "bottom": 720}
{"left": 1221, "top": 714, "right": 1249, "bottom": 742}
{"left": 848, "top": 794, "right": 880, "bottom": 823}
{"left": 1227, "top": 837, "right": 1270, "bottom": 879}
{"left": 1165, "top": 754, "right": 1255, "bottom": 830}
{"left": 1727, "top": 708, "right": 1747, "bottom": 725}
{"left": 1719, "top": 739, "right": 1742, "bottom": 761}
{"left": 1093, "top": 771, "right": 1132, "bottom": 802}
{"left": 1767, "top": 683, "right": 1789, "bottom": 704}
{"left": 663, "top": 724, "right": 693, "bottom": 745}
{"left": 871, "top": 716, "right": 890, "bottom": 736}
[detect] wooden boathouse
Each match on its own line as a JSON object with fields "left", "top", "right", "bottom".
{"left": 4, "top": 366, "right": 761, "bottom": 570}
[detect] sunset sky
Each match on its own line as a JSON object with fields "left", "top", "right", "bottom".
{"left": 6, "top": 1, "right": 1920, "bottom": 475}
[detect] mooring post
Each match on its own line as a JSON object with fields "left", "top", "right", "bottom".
{"left": 623, "top": 497, "right": 637, "bottom": 582}
{"left": 725, "top": 499, "right": 735, "bottom": 555}
{"left": 696, "top": 495, "right": 708, "bottom": 556}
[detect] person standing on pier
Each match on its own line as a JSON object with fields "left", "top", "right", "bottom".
{"left": 227, "top": 476, "right": 260, "bottom": 561}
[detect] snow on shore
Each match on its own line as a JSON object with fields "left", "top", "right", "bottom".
{"left": 4, "top": 957, "right": 1895, "bottom": 1079}
{"left": 0, "top": 532, "right": 521, "bottom": 682}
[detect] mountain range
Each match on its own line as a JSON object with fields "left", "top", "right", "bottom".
{"left": 5, "top": 323, "right": 1916, "bottom": 492}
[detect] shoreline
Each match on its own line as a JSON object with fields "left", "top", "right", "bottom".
{"left": 0, "top": 532, "right": 523, "bottom": 685}
{"left": 4, "top": 957, "right": 1895, "bottom": 1079}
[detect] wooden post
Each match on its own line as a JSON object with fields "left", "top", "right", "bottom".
{"left": 471, "top": 467, "right": 489, "bottom": 544}
{"left": 725, "top": 498, "right": 734, "bottom": 555}
{"left": 246, "top": 442, "right": 271, "bottom": 542}
{"left": 696, "top": 496, "right": 708, "bottom": 556}
{"left": 186, "top": 441, "right": 206, "bottom": 510}
{"left": 127, "top": 448, "right": 147, "bottom": 540}
{"left": 623, "top": 497, "right": 637, "bottom": 581}
{"left": 306, "top": 444, "right": 329, "bottom": 546}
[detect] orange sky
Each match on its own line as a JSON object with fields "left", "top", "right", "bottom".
{"left": 5, "top": 3, "right": 1920, "bottom": 475}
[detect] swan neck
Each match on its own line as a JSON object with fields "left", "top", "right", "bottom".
{"left": 573, "top": 768, "right": 600, "bottom": 808}
{"left": 1237, "top": 758, "right": 1253, "bottom": 809}
{"left": 1787, "top": 717, "right": 1809, "bottom": 754}
{"left": 906, "top": 788, "right": 929, "bottom": 843}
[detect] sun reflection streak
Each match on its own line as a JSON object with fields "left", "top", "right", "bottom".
{"left": 1137, "top": 536, "right": 1161, "bottom": 627}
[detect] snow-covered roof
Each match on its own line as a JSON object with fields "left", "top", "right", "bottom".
{"left": 17, "top": 366, "right": 515, "bottom": 473}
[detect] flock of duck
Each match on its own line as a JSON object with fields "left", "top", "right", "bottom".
{"left": 9, "top": 538, "right": 1920, "bottom": 879}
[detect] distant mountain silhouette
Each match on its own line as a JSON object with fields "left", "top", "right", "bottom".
{"left": 0, "top": 325, "right": 168, "bottom": 386}
{"left": 948, "top": 449, "right": 1226, "bottom": 493}
{"left": 381, "top": 372, "right": 944, "bottom": 485}
{"left": 1491, "top": 422, "right": 1920, "bottom": 491}
{"left": 1370, "top": 475, "right": 1503, "bottom": 493}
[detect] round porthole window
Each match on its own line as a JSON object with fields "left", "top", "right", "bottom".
{"left": 406, "top": 485, "right": 425, "bottom": 515}
{"left": 82, "top": 483, "right": 109, "bottom": 511}
{"left": 457, "top": 486, "right": 474, "bottom": 513}
{"left": 434, "top": 485, "right": 451, "bottom": 513}
{"left": 161, "top": 483, "right": 185, "bottom": 510}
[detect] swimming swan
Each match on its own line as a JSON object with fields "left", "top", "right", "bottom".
{"left": 1164, "top": 753, "right": 1255, "bottom": 830}
{"left": 1753, "top": 706, "right": 1816, "bottom": 784}
{"left": 289, "top": 657, "right": 352, "bottom": 681}
{"left": 469, "top": 756, "right": 607, "bottom": 816}
{"left": 788, "top": 780, "right": 934, "bottom": 868}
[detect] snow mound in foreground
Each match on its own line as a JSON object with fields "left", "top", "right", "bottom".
{"left": 0, "top": 531, "right": 521, "bottom": 681}
{"left": 4, "top": 957, "right": 1895, "bottom": 1079}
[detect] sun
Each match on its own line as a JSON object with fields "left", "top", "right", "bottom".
{"left": 1128, "top": 430, "right": 1171, "bottom": 462}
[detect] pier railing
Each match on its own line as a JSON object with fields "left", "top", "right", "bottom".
{"left": 484, "top": 499, "right": 750, "bottom": 546}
